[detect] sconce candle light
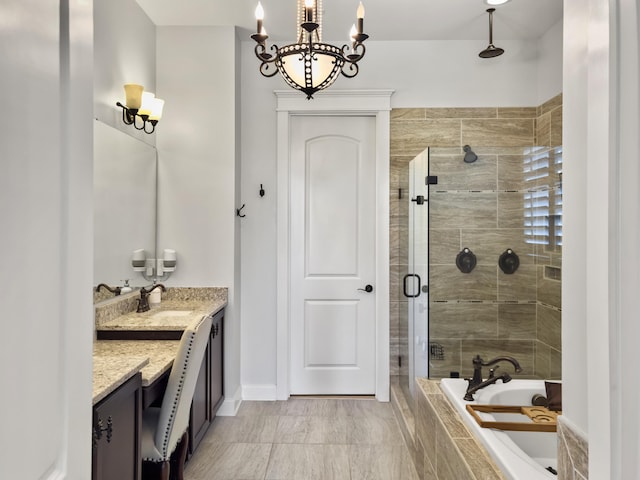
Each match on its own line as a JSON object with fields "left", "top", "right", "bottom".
{"left": 116, "top": 84, "right": 165, "bottom": 134}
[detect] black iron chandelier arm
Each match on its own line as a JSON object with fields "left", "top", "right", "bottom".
{"left": 254, "top": 43, "right": 280, "bottom": 78}
{"left": 341, "top": 42, "right": 366, "bottom": 64}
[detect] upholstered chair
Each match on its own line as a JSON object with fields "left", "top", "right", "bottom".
{"left": 141, "top": 314, "right": 212, "bottom": 480}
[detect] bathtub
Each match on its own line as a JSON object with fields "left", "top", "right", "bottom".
{"left": 439, "top": 378, "right": 558, "bottom": 480}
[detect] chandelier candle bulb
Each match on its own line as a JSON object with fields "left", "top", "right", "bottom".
{"left": 357, "top": 2, "right": 365, "bottom": 33}
{"left": 255, "top": 2, "right": 264, "bottom": 34}
{"left": 305, "top": 0, "right": 314, "bottom": 23}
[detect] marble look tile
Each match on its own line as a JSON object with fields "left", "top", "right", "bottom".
{"left": 390, "top": 223, "right": 409, "bottom": 265}
{"left": 236, "top": 401, "right": 287, "bottom": 417}
{"left": 558, "top": 416, "right": 588, "bottom": 480}
{"left": 538, "top": 264, "right": 562, "bottom": 308}
{"left": 424, "top": 107, "right": 497, "bottom": 119}
{"left": 497, "top": 265, "right": 537, "bottom": 301}
{"left": 184, "top": 442, "right": 272, "bottom": 480}
{"left": 429, "top": 265, "right": 497, "bottom": 301}
{"left": 549, "top": 346, "right": 562, "bottom": 379}
{"left": 497, "top": 107, "right": 537, "bottom": 119}
{"left": 391, "top": 264, "right": 410, "bottom": 303}
{"left": 414, "top": 437, "right": 426, "bottom": 480}
{"left": 430, "top": 192, "right": 497, "bottom": 229}
{"left": 461, "top": 119, "right": 535, "bottom": 147}
{"left": 274, "top": 415, "right": 349, "bottom": 444}
{"left": 205, "top": 416, "right": 279, "bottom": 444}
{"left": 536, "top": 112, "right": 551, "bottom": 147}
{"left": 390, "top": 156, "right": 413, "bottom": 189}
{"left": 498, "top": 192, "right": 528, "bottom": 228}
{"left": 429, "top": 394, "right": 471, "bottom": 439}
{"left": 537, "top": 304, "right": 562, "bottom": 350}
{"left": 347, "top": 416, "right": 405, "bottom": 445}
{"left": 550, "top": 106, "right": 563, "bottom": 147}
{"left": 434, "top": 420, "right": 474, "bottom": 480}
{"left": 264, "top": 444, "right": 350, "bottom": 480}
{"left": 430, "top": 303, "right": 498, "bottom": 339}
{"left": 538, "top": 93, "right": 563, "bottom": 116}
{"left": 497, "top": 303, "right": 537, "bottom": 339}
{"left": 392, "top": 108, "right": 426, "bottom": 120}
{"left": 391, "top": 120, "right": 461, "bottom": 156}
{"left": 430, "top": 229, "right": 461, "bottom": 267}
{"left": 426, "top": 339, "right": 462, "bottom": 378}
{"left": 429, "top": 154, "right": 498, "bottom": 191}
{"left": 534, "top": 340, "right": 551, "bottom": 378}
{"left": 456, "top": 438, "right": 505, "bottom": 479}
{"left": 349, "top": 445, "right": 420, "bottom": 480}
{"left": 461, "top": 228, "right": 535, "bottom": 265}
{"left": 460, "top": 339, "right": 535, "bottom": 378}
{"left": 497, "top": 154, "right": 539, "bottom": 191}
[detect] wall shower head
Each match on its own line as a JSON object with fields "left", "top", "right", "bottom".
{"left": 479, "top": 8, "right": 504, "bottom": 58}
{"left": 463, "top": 145, "right": 478, "bottom": 163}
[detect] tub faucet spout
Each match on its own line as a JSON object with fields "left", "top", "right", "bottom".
{"left": 464, "top": 373, "right": 512, "bottom": 401}
{"left": 465, "top": 354, "right": 522, "bottom": 401}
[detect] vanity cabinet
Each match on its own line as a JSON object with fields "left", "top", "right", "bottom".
{"left": 92, "top": 373, "right": 142, "bottom": 480}
{"left": 189, "top": 309, "right": 224, "bottom": 454}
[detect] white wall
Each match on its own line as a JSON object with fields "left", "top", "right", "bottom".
{"left": 239, "top": 36, "right": 560, "bottom": 394}
{"left": 537, "top": 20, "right": 563, "bottom": 104}
{"left": 94, "top": 0, "right": 156, "bottom": 145}
{"left": 563, "top": 0, "right": 640, "bottom": 478}
{"left": 0, "top": 0, "right": 94, "bottom": 478}
{"left": 156, "top": 26, "right": 242, "bottom": 412}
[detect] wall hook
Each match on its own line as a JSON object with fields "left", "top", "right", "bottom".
{"left": 236, "top": 204, "right": 246, "bottom": 218}
{"left": 259, "top": 184, "right": 265, "bottom": 197}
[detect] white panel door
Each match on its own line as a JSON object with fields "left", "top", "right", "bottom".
{"left": 290, "top": 116, "right": 376, "bottom": 394}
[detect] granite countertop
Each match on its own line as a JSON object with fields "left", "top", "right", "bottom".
{"left": 92, "top": 354, "right": 148, "bottom": 405}
{"left": 94, "top": 340, "right": 180, "bottom": 387}
{"left": 96, "top": 287, "right": 227, "bottom": 331}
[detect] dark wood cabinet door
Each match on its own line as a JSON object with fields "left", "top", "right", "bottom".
{"left": 93, "top": 373, "right": 142, "bottom": 480}
{"left": 189, "top": 342, "right": 211, "bottom": 454}
{"left": 210, "top": 312, "right": 224, "bottom": 415}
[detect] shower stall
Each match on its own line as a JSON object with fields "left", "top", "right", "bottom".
{"left": 395, "top": 143, "right": 563, "bottom": 415}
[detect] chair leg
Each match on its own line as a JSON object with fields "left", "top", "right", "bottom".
{"left": 169, "top": 432, "right": 189, "bottom": 480}
{"left": 142, "top": 460, "right": 170, "bottom": 480}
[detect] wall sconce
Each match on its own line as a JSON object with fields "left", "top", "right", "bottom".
{"left": 116, "top": 84, "right": 165, "bottom": 134}
{"left": 131, "top": 248, "right": 177, "bottom": 282}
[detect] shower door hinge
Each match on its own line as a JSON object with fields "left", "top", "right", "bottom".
{"left": 398, "top": 356, "right": 402, "bottom": 367}
{"left": 411, "top": 195, "right": 425, "bottom": 205}
{"left": 426, "top": 175, "right": 438, "bottom": 185}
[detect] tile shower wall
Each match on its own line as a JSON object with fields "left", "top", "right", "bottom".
{"left": 390, "top": 95, "right": 562, "bottom": 381}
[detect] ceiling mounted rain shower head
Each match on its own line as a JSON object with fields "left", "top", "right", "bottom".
{"left": 479, "top": 8, "right": 504, "bottom": 58}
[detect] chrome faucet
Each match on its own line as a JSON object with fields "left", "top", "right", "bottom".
{"left": 464, "top": 354, "right": 522, "bottom": 401}
{"left": 96, "top": 283, "right": 121, "bottom": 296}
{"left": 136, "top": 284, "right": 166, "bottom": 313}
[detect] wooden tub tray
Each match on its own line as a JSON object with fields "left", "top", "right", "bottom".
{"left": 465, "top": 404, "right": 560, "bottom": 432}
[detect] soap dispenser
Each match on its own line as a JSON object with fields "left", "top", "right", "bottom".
{"left": 120, "top": 280, "right": 132, "bottom": 294}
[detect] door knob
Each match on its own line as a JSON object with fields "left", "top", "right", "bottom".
{"left": 358, "top": 284, "right": 374, "bottom": 293}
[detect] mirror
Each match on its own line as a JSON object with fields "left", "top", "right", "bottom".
{"left": 93, "top": 120, "right": 157, "bottom": 302}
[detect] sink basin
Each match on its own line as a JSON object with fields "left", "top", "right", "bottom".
{"left": 150, "top": 310, "right": 193, "bottom": 319}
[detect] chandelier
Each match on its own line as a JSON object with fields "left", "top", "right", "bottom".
{"left": 251, "top": 0, "right": 369, "bottom": 99}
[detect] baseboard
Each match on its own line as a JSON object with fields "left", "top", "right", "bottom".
{"left": 242, "top": 384, "right": 278, "bottom": 401}
{"left": 216, "top": 385, "right": 242, "bottom": 416}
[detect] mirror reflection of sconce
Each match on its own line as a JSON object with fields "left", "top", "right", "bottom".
{"left": 131, "top": 248, "right": 177, "bottom": 282}
{"left": 116, "top": 84, "right": 165, "bottom": 134}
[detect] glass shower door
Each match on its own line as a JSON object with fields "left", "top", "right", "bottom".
{"left": 406, "top": 148, "right": 430, "bottom": 396}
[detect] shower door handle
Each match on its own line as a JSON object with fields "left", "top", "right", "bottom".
{"left": 403, "top": 274, "right": 421, "bottom": 298}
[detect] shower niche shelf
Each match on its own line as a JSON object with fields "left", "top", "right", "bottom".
{"left": 544, "top": 265, "right": 561, "bottom": 281}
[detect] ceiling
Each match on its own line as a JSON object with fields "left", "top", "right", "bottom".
{"left": 135, "top": 0, "right": 563, "bottom": 42}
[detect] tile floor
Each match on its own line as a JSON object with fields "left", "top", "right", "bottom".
{"left": 184, "top": 398, "right": 419, "bottom": 480}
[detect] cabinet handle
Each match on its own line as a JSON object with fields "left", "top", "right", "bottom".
{"left": 93, "top": 415, "right": 113, "bottom": 448}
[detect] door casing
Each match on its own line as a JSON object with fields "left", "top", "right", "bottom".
{"left": 275, "top": 89, "right": 393, "bottom": 401}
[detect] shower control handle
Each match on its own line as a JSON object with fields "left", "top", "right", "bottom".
{"left": 358, "top": 284, "right": 374, "bottom": 293}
